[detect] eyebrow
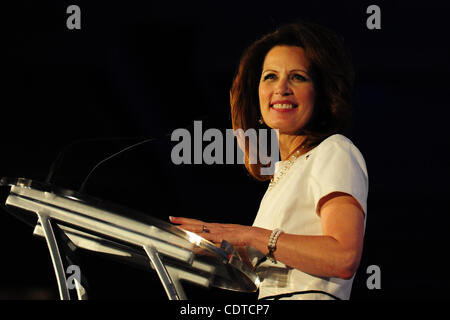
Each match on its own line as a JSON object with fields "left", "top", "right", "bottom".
{"left": 261, "top": 68, "right": 309, "bottom": 74}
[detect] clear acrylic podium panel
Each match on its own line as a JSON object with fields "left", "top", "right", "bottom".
{"left": 0, "top": 177, "right": 260, "bottom": 300}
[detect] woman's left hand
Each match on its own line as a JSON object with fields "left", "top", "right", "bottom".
{"left": 169, "top": 216, "right": 253, "bottom": 247}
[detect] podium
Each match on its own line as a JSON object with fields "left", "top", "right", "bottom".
{"left": 0, "top": 177, "right": 260, "bottom": 300}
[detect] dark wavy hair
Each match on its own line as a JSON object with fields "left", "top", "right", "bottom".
{"left": 230, "top": 21, "right": 355, "bottom": 181}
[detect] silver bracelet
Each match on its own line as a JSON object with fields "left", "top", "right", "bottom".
{"left": 267, "top": 228, "right": 283, "bottom": 263}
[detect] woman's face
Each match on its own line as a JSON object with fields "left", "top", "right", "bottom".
{"left": 258, "top": 45, "right": 315, "bottom": 135}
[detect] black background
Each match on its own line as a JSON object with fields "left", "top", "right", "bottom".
{"left": 1, "top": 0, "right": 449, "bottom": 301}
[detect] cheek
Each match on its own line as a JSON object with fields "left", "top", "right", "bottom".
{"left": 297, "top": 86, "right": 316, "bottom": 107}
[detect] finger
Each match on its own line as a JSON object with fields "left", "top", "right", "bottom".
{"left": 175, "top": 224, "right": 202, "bottom": 233}
{"left": 176, "top": 223, "right": 214, "bottom": 235}
{"left": 169, "top": 216, "right": 205, "bottom": 225}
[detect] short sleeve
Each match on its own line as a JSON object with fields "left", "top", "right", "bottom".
{"left": 309, "top": 135, "right": 368, "bottom": 216}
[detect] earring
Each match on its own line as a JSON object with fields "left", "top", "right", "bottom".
{"left": 258, "top": 117, "right": 264, "bottom": 125}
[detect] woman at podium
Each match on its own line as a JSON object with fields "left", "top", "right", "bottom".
{"left": 171, "top": 21, "right": 368, "bottom": 300}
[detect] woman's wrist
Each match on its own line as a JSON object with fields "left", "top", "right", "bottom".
{"left": 246, "top": 227, "right": 272, "bottom": 252}
{"left": 267, "top": 228, "right": 283, "bottom": 263}
{"left": 242, "top": 226, "right": 255, "bottom": 247}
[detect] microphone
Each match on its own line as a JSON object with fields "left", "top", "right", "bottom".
{"left": 45, "top": 136, "right": 147, "bottom": 185}
{"left": 78, "top": 136, "right": 160, "bottom": 193}
{"left": 46, "top": 115, "right": 209, "bottom": 193}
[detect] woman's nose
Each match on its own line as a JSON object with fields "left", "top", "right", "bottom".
{"left": 274, "top": 77, "right": 293, "bottom": 96}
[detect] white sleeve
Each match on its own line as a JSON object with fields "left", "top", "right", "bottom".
{"left": 309, "top": 135, "right": 369, "bottom": 216}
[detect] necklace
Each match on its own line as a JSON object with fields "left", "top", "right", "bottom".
{"left": 267, "top": 145, "right": 306, "bottom": 191}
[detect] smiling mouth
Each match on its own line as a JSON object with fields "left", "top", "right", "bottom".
{"left": 270, "top": 103, "right": 298, "bottom": 110}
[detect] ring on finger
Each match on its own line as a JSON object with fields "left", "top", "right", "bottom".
{"left": 202, "top": 225, "right": 210, "bottom": 233}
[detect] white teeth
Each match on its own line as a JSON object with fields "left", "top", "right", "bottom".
{"left": 272, "top": 104, "right": 296, "bottom": 109}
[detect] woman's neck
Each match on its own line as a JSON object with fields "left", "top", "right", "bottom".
{"left": 278, "top": 134, "right": 308, "bottom": 161}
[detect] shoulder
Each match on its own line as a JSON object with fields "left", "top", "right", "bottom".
{"left": 308, "top": 134, "right": 369, "bottom": 214}
{"left": 310, "top": 134, "right": 367, "bottom": 174}
{"left": 314, "top": 134, "right": 363, "bottom": 158}
{"left": 310, "top": 134, "right": 352, "bottom": 160}
{"left": 317, "top": 134, "right": 354, "bottom": 150}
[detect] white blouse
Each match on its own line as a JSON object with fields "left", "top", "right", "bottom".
{"left": 251, "top": 134, "right": 368, "bottom": 300}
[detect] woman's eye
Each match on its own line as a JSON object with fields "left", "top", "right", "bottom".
{"left": 263, "top": 73, "right": 276, "bottom": 81}
{"left": 292, "top": 74, "right": 307, "bottom": 81}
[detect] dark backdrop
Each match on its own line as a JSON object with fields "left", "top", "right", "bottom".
{"left": 1, "top": 0, "right": 449, "bottom": 300}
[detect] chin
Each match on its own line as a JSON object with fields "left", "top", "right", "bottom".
{"left": 266, "top": 121, "right": 305, "bottom": 135}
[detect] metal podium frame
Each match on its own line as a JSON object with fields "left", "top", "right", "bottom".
{"left": 0, "top": 177, "right": 260, "bottom": 300}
